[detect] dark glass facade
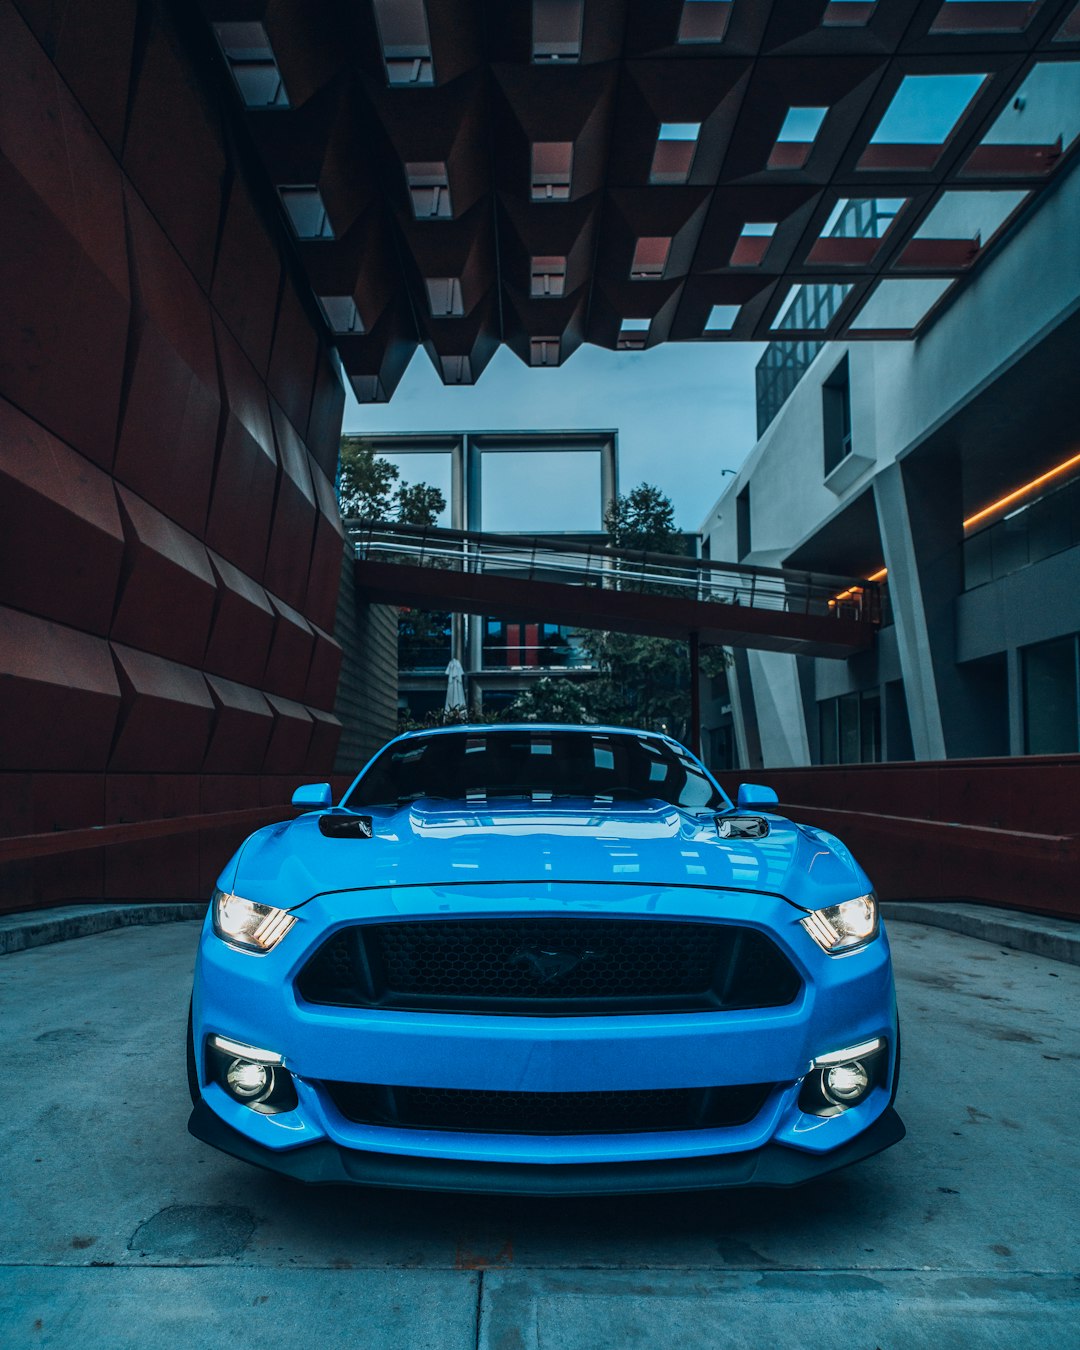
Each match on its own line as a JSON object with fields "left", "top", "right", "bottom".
{"left": 964, "top": 475, "right": 1080, "bottom": 590}
{"left": 1023, "top": 634, "right": 1080, "bottom": 754}
{"left": 819, "top": 690, "right": 882, "bottom": 764}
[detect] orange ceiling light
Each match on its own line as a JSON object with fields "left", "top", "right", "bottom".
{"left": 963, "top": 450, "right": 1080, "bottom": 532}
{"left": 829, "top": 566, "right": 887, "bottom": 607}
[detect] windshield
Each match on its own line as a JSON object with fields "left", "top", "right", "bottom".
{"left": 344, "top": 729, "right": 725, "bottom": 811}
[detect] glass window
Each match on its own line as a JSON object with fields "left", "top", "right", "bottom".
{"left": 214, "top": 23, "right": 289, "bottom": 108}
{"left": 425, "top": 277, "right": 464, "bottom": 317}
{"left": 630, "top": 237, "right": 671, "bottom": 280}
{"left": 871, "top": 74, "right": 986, "bottom": 146}
{"left": 346, "top": 729, "right": 725, "bottom": 809}
{"left": 860, "top": 691, "right": 881, "bottom": 763}
{"left": 533, "top": 0, "right": 584, "bottom": 62}
{"left": 678, "top": 0, "right": 733, "bottom": 44}
{"left": 822, "top": 356, "right": 852, "bottom": 476}
{"left": 818, "top": 691, "right": 882, "bottom": 763}
{"left": 838, "top": 692, "right": 861, "bottom": 764}
{"left": 530, "top": 256, "right": 567, "bottom": 297}
{"left": 405, "top": 162, "right": 451, "bottom": 219}
{"left": 531, "top": 142, "right": 573, "bottom": 201}
{"left": 819, "top": 699, "right": 839, "bottom": 764}
{"left": 372, "top": 0, "right": 434, "bottom": 85}
{"left": 1023, "top": 636, "right": 1079, "bottom": 754}
{"left": 278, "top": 186, "right": 333, "bottom": 239}
{"left": 736, "top": 485, "right": 751, "bottom": 560}
{"left": 705, "top": 304, "right": 740, "bottom": 332}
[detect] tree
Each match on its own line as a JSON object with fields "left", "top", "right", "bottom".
{"left": 500, "top": 678, "right": 600, "bottom": 725}
{"left": 578, "top": 481, "right": 729, "bottom": 740}
{"left": 337, "top": 437, "right": 399, "bottom": 520}
{"left": 337, "top": 435, "right": 448, "bottom": 526}
{"left": 396, "top": 481, "right": 445, "bottom": 527}
{"left": 604, "top": 483, "right": 682, "bottom": 554}
{"left": 337, "top": 436, "right": 450, "bottom": 680}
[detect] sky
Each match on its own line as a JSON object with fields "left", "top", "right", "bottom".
{"left": 342, "top": 340, "right": 765, "bottom": 533}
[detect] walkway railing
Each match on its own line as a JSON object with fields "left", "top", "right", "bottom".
{"left": 350, "top": 521, "right": 883, "bottom": 627}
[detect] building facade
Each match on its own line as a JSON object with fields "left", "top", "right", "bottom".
{"left": 700, "top": 157, "right": 1080, "bottom": 769}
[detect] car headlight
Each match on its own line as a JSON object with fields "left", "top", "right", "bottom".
{"left": 212, "top": 888, "right": 296, "bottom": 953}
{"left": 800, "top": 893, "right": 878, "bottom": 954}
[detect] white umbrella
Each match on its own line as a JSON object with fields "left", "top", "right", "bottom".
{"left": 444, "top": 657, "right": 466, "bottom": 713}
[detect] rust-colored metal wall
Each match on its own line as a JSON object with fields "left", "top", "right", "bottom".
{"left": 715, "top": 756, "right": 1080, "bottom": 919}
{"left": 0, "top": 0, "right": 346, "bottom": 911}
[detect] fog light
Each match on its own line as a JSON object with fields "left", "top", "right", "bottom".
{"left": 798, "top": 1037, "right": 887, "bottom": 1117}
{"left": 225, "top": 1058, "right": 273, "bottom": 1102}
{"left": 824, "top": 1060, "right": 870, "bottom": 1105}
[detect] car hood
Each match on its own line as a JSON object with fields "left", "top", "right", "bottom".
{"left": 223, "top": 798, "right": 872, "bottom": 914}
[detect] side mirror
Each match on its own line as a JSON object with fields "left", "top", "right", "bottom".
{"left": 736, "top": 783, "right": 779, "bottom": 811}
{"left": 291, "top": 782, "right": 333, "bottom": 810}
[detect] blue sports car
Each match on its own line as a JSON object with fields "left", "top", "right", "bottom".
{"left": 187, "top": 724, "right": 903, "bottom": 1193}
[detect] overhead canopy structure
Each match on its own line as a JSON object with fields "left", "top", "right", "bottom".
{"left": 199, "top": 0, "right": 1080, "bottom": 396}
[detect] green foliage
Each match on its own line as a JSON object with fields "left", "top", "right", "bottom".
{"left": 397, "top": 606, "right": 452, "bottom": 670}
{"left": 338, "top": 437, "right": 398, "bottom": 519}
{"left": 577, "top": 481, "right": 730, "bottom": 740}
{"left": 604, "top": 482, "right": 682, "bottom": 554}
{"left": 501, "top": 678, "right": 600, "bottom": 725}
{"left": 396, "top": 705, "right": 471, "bottom": 734}
{"left": 337, "top": 436, "right": 447, "bottom": 525}
{"left": 579, "top": 631, "right": 728, "bottom": 740}
{"left": 396, "top": 481, "right": 446, "bottom": 527}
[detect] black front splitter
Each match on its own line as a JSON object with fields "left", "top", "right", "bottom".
{"left": 188, "top": 1100, "right": 905, "bottom": 1196}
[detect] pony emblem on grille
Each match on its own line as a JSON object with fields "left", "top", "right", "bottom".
{"left": 511, "top": 946, "right": 605, "bottom": 984}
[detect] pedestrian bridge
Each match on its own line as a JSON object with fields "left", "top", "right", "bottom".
{"left": 350, "top": 521, "right": 883, "bottom": 660}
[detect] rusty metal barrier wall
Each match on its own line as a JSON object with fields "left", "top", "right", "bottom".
{"left": 5, "top": 758, "right": 1077, "bottom": 921}
{"left": 715, "top": 756, "right": 1080, "bottom": 920}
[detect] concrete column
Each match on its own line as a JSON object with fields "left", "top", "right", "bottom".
{"left": 1006, "top": 647, "right": 1025, "bottom": 755}
{"left": 873, "top": 457, "right": 966, "bottom": 760}
{"left": 746, "top": 650, "right": 811, "bottom": 766}
{"left": 726, "top": 648, "right": 763, "bottom": 770}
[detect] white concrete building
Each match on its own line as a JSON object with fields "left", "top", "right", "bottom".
{"left": 700, "top": 157, "right": 1080, "bottom": 770}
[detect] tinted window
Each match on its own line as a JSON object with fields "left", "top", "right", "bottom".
{"left": 346, "top": 731, "right": 724, "bottom": 810}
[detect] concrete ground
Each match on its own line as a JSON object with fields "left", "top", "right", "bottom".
{"left": 0, "top": 919, "right": 1077, "bottom": 1349}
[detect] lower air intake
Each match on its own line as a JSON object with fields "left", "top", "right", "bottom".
{"left": 324, "top": 1081, "right": 775, "bottom": 1135}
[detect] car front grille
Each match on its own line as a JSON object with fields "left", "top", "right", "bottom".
{"left": 324, "top": 1081, "right": 775, "bottom": 1135}
{"left": 296, "top": 917, "right": 801, "bottom": 1014}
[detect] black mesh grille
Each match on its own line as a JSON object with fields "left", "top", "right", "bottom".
{"left": 325, "top": 1081, "right": 774, "bottom": 1134}
{"left": 296, "top": 917, "right": 801, "bottom": 1014}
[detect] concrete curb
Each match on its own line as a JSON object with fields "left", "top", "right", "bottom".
{"left": 0, "top": 903, "right": 207, "bottom": 955}
{"left": 883, "top": 901, "right": 1080, "bottom": 966}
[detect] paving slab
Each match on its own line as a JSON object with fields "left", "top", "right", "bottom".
{"left": 0, "top": 1267, "right": 477, "bottom": 1350}
{"left": 0, "top": 917, "right": 1077, "bottom": 1348}
{"left": 479, "top": 1269, "right": 1080, "bottom": 1350}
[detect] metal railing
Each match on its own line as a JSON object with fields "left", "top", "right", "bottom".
{"left": 351, "top": 521, "right": 883, "bottom": 625}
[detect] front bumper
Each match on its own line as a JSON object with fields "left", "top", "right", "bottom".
{"left": 192, "top": 883, "right": 902, "bottom": 1184}
{"left": 188, "top": 1098, "right": 905, "bottom": 1194}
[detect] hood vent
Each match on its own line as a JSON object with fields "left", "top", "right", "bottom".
{"left": 318, "top": 814, "right": 374, "bottom": 839}
{"left": 716, "top": 816, "right": 770, "bottom": 839}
